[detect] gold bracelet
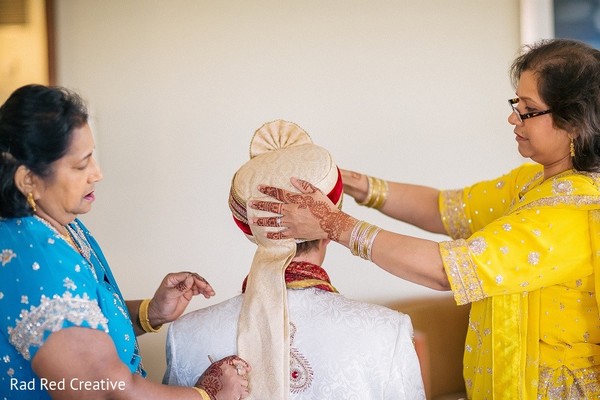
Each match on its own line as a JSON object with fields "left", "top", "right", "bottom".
{"left": 348, "top": 221, "right": 381, "bottom": 261}
{"left": 349, "top": 220, "right": 365, "bottom": 256}
{"left": 361, "top": 225, "right": 381, "bottom": 261}
{"left": 139, "top": 299, "right": 163, "bottom": 333}
{"left": 191, "top": 387, "right": 212, "bottom": 400}
{"left": 356, "top": 176, "right": 388, "bottom": 209}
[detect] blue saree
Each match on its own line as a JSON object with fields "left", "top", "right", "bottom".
{"left": 0, "top": 216, "right": 144, "bottom": 399}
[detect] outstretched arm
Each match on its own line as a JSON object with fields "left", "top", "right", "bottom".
{"left": 250, "top": 177, "right": 450, "bottom": 290}
{"left": 341, "top": 169, "right": 446, "bottom": 234}
{"left": 127, "top": 271, "right": 215, "bottom": 336}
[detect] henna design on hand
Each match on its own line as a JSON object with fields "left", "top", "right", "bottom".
{"left": 197, "top": 362, "right": 223, "bottom": 400}
{"left": 259, "top": 186, "right": 287, "bottom": 202}
{"left": 284, "top": 194, "right": 353, "bottom": 242}
{"left": 198, "top": 355, "right": 249, "bottom": 400}
{"left": 252, "top": 200, "right": 283, "bottom": 214}
{"left": 320, "top": 210, "right": 355, "bottom": 241}
{"left": 285, "top": 193, "right": 315, "bottom": 209}
{"left": 294, "top": 178, "right": 319, "bottom": 193}
{"left": 258, "top": 181, "right": 354, "bottom": 242}
{"left": 254, "top": 216, "right": 281, "bottom": 228}
{"left": 266, "top": 231, "right": 287, "bottom": 240}
{"left": 175, "top": 281, "right": 188, "bottom": 292}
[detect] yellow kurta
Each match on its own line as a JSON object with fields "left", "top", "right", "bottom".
{"left": 439, "top": 163, "right": 600, "bottom": 399}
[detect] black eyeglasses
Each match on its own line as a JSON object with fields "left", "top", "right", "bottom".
{"left": 508, "top": 98, "right": 552, "bottom": 123}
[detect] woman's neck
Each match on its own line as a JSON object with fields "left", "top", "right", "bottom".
{"left": 543, "top": 154, "right": 573, "bottom": 180}
{"left": 33, "top": 211, "right": 71, "bottom": 237}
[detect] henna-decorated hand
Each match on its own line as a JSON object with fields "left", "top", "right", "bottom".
{"left": 249, "top": 177, "right": 356, "bottom": 242}
{"left": 195, "top": 355, "right": 251, "bottom": 400}
{"left": 148, "top": 272, "right": 215, "bottom": 326}
{"left": 340, "top": 169, "right": 369, "bottom": 202}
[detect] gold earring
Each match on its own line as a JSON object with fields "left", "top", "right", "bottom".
{"left": 27, "top": 193, "right": 37, "bottom": 212}
{"left": 570, "top": 138, "right": 575, "bottom": 158}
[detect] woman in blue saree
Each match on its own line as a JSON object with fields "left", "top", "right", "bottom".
{"left": 0, "top": 85, "right": 250, "bottom": 400}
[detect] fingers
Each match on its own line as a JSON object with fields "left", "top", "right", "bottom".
{"left": 231, "top": 359, "right": 251, "bottom": 398}
{"left": 251, "top": 200, "right": 283, "bottom": 214}
{"left": 248, "top": 199, "right": 287, "bottom": 233}
{"left": 235, "top": 364, "right": 245, "bottom": 376}
{"left": 254, "top": 216, "right": 283, "bottom": 228}
{"left": 340, "top": 168, "right": 363, "bottom": 181}
{"left": 266, "top": 231, "right": 288, "bottom": 240}
{"left": 256, "top": 184, "right": 288, "bottom": 202}
{"left": 198, "top": 355, "right": 251, "bottom": 400}
{"left": 290, "top": 177, "right": 320, "bottom": 194}
{"left": 226, "top": 355, "right": 250, "bottom": 369}
{"left": 256, "top": 179, "right": 322, "bottom": 202}
{"left": 173, "top": 273, "right": 194, "bottom": 293}
{"left": 168, "top": 272, "right": 215, "bottom": 299}
{"left": 190, "top": 272, "right": 215, "bottom": 298}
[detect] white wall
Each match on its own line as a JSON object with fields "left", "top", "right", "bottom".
{"left": 54, "top": 0, "right": 523, "bottom": 382}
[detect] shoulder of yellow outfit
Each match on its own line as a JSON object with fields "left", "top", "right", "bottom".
{"left": 138, "top": 299, "right": 163, "bottom": 333}
{"left": 192, "top": 387, "right": 212, "bottom": 400}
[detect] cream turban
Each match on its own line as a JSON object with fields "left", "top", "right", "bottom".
{"left": 229, "top": 120, "right": 342, "bottom": 399}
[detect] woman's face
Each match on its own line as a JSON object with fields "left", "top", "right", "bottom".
{"left": 508, "top": 70, "right": 573, "bottom": 176}
{"left": 33, "top": 123, "right": 103, "bottom": 229}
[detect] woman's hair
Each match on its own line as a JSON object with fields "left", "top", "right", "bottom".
{"left": 510, "top": 38, "right": 600, "bottom": 172}
{"left": 0, "top": 84, "right": 88, "bottom": 218}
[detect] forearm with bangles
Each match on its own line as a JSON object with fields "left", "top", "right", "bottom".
{"left": 349, "top": 220, "right": 382, "bottom": 261}
{"left": 356, "top": 175, "right": 388, "bottom": 209}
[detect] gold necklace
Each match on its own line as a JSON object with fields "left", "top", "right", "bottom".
{"left": 34, "top": 215, "right": 98, "bottom": 281}
{"left": 34, "top": 216, "right": 78, "bottom": 251}
{"left": 60, "top": 231, "right": 77, "bottom": 249}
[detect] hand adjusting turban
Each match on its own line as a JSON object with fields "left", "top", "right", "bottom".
{"left": 229, "top": 120, "right": 342, "bottom": 399}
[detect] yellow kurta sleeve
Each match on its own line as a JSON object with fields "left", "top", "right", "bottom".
{"left": 439, "top": 163, "right": 543, "bottom": 239}
{"left": 440, "top": 206, "right": 592, "bottom": 305}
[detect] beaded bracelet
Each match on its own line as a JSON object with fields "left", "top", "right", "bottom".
{"left": 348, "top": 220, "right": 382, "bottom": 261}
{"left": 139, "top": 299, "right": 163, "bottom": 333}
{"left": 356, "top": 175, "right": 388, "bottom": 209}
{"left": 191, "top": 387, "right": 212, "bottom": 400}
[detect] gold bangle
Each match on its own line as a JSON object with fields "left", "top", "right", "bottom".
{"left": 191, "top": 387, "right": 212, "bottom": 400}
{"left": 356, "top": 176, "right": 388, "bottom": 209}
{"left": 139, "top": 299, "right": 162, "bottom": 333}
{"left": 348, "top": 221, "right": 381, "bottom": 261}
{"left": 361, "top": 225, "right": 381, "bottom": 261}
{"left": 349, "top": 220, "right": 365, "bottom": 256}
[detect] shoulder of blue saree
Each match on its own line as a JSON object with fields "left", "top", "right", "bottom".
{"left": 0, "top": 217, "right": 108, "bottom": 362}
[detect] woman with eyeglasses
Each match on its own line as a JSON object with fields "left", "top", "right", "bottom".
{"left": 249, "top": 38, "right": 600, "bottom": 399}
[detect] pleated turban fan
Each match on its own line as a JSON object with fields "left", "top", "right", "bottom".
{"left": 228, "top": 120, "right": 343, "bottom": 399}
